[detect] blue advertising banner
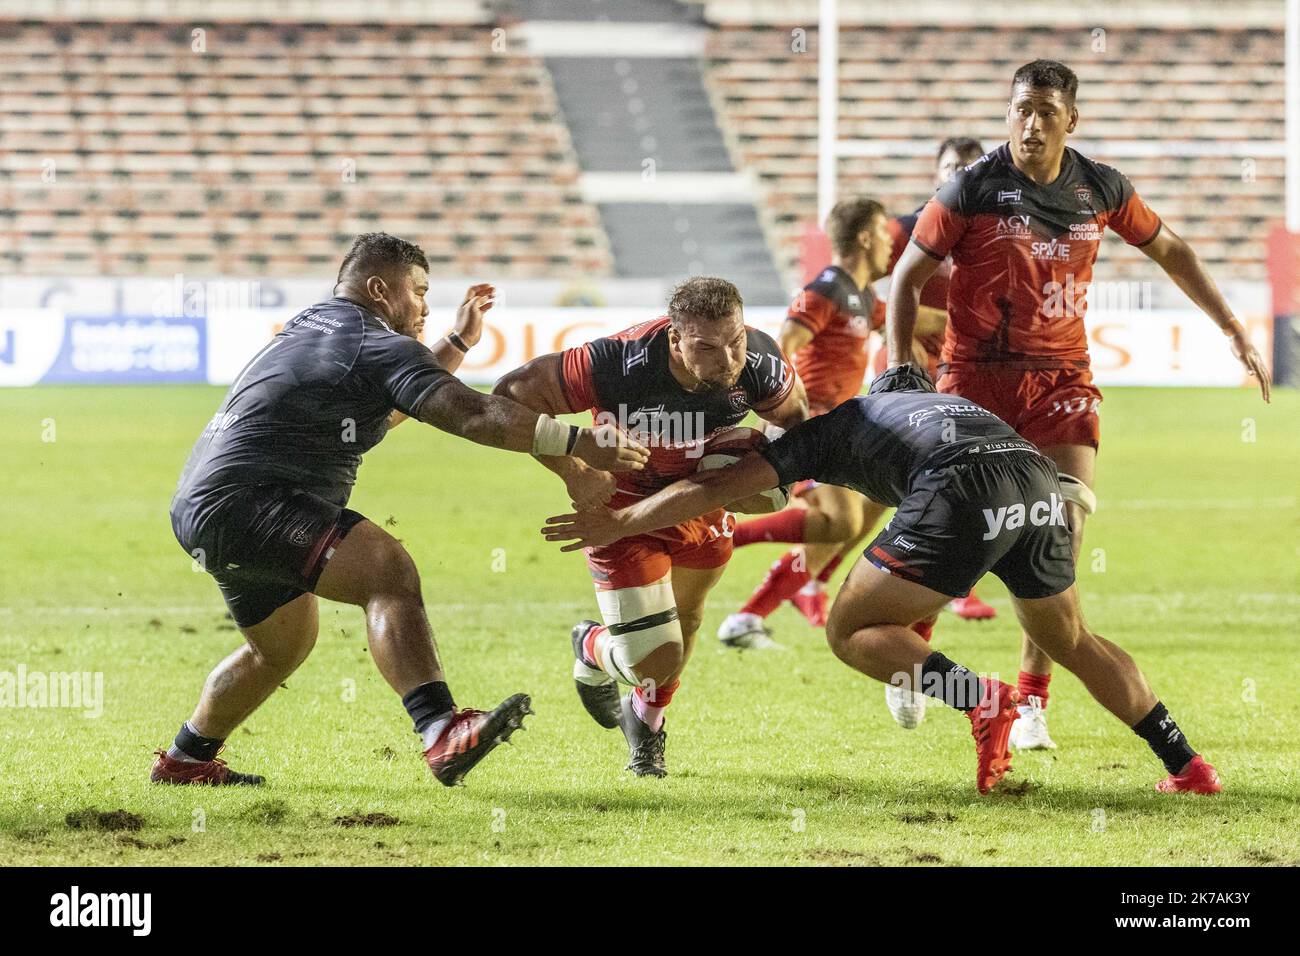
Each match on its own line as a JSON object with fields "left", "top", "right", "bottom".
{"left": 40, "top": 317, "right": 207, "bottom": 385}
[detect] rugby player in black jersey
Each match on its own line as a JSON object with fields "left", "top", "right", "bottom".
{"left": 543, "top": 365, "right": 1221, "bottom": 795}
{"left": 158, "top": 233, "right": 648, "bottom": 788}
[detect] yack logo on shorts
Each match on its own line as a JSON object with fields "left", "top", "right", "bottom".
{"left": 981, "top": 494, "right": 1067, "bottom": 540}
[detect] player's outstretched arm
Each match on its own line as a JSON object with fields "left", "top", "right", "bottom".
{"left": 886, "top": 242, "right": 942, "bottom": 367}
{"left": 1138, "top": 226, "right": 1271, "bottom": 402}
{"left": 542, "top": 453, "right": 780, "bottom": 551}
{"left": 414, "top": 378, "right": 648, "bottom": 472}
{"left": 494, "top": 353, "right": 622, "bottom": 507}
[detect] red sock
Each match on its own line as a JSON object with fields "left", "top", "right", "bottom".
{"left": 1018, "top": 670, "right": 1051, "bottom": 707}
{"left": 816, "top": 553, "right": 844, "bottom": 583}
{"left": 913, "top": 615, "right": 937, "bottom": 643}
{"left": 733, "top": 509, "right": 806, "bottom": 548}
{"left": 739, "top": 550, "right": 809, "bottom": 618}
{"left": 633, "top": 679, "right": 679, "bottom": 731}
{"left": 581, "top": 624, "right": 607, "bottom": 669}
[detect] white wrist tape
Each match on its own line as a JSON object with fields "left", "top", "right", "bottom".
{"left": 532, "top": 415, "right": 571, "bottom": 457}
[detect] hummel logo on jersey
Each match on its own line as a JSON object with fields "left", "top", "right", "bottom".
{"left": 747, "top": 350, "right": 786, "bottom": 382}
{"left": 998, "top": 189, "right": 1022, "bottom": 204}
{"left": 981, "top": 494, "right": 1067, "bottom": 540}
{"left": 624, "top": 349, "right": 649, "bottom": 374}
{"left": 819, "top": 269, "right": 836, "bottom": 283}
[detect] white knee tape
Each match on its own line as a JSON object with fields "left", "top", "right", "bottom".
{"left": 595, "top": 579, "right": 682, "bottom": 686}
{"left": 1056, "top": 472, "right": 1097, "bottom": 515}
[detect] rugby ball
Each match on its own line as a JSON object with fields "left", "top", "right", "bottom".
{"left": 696, "top": 426, "right": 792, "bottom": 514}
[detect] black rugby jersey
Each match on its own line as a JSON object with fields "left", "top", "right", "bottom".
{"left": 762, "top": 391, "right": 1039, "bottom": 507}
{"left": 173, "top": 297, "right": 454, "bottom": 522}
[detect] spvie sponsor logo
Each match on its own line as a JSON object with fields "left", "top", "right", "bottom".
{"left": 49, "top": 886, "right": 151, "bottom": 936}
{"left": 1031, "top": 238, "right": 1071, "bottom": 262}
{"left": 981, "top": 494, "right": 1067, "bottom": 540}
{"left": 0, "top": 666, "right": 103, "bottom": 718}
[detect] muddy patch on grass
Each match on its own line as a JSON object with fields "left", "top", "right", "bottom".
{"left": 1243, "top": 848, "right": 1279, "bottom": 864}
{"left": 802, "top": 848, "right": 881, "bottom": 865}
{"left": 256, "top": 852, "right": 282, "bottom": 862}
{"left": 333, "top": 812, "right": 400, "bottom": 828}
{"left": 117, "top": 835, "right": 185, "bottom": 850}
{"left": 896, "top": 810, "right": 956, "bottom": 824}
{"left": 996, "top": 780, "right": 1034, "bottom": 798}
{"left": 905, "top": 850, "right": 944, "bottom": 864}
{"left": 239, "top": 800, "right": 289, "bottom": 825}
{"left": 65, "top": 808, "right": 144, "bottom": 832}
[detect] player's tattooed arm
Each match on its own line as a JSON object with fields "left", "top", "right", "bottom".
{"left": 886, "top": 241, "right": 942, "bottom": 367}
{"left": 1139, "top": 226, "right": 1271, "bottom": 402}
{"left": 493, "top": 353, "right": 621, "bottom": 506}
{"left": 542, "top": 453, "right": 780, "bottom": 551}
{"left": 415, "top": 378, "right": 648, "bottom": 472}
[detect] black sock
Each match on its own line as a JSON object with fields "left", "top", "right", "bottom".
{"left": 919, "top": 652, "right": 982, "bottom": 712}
{"left": 1132, "top": 702, "right": 1197, "bottom": 775}
{"left": 402, "top": 681, "right": 455, "bottom": 734}
{"left": 171, "top": 722, "right": 224, "bottom": 762}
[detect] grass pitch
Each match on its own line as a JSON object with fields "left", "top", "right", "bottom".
{"left": 1, "top": 384, "right": 1297, "bottom": 866}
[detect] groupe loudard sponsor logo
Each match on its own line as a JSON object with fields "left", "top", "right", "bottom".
{"left": 50, "top": 886, "right": 152, "bottom": 936}
{"left": 1069, "top": 222, "right": 1102, "bottom": 241}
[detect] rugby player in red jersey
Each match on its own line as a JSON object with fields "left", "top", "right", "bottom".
{"left": 715, "top": 199, "right": 926, "bottom": 650}
{"left": 888, "top": 60, "right": 1271, "bottom": 751}
{"left": 158, "top": 234, "right": 648, "bottom": 788}
{"left": 543, "top": 365, "right": 1223, "bottom": 796}
{"left": 495, "top": 277, "right": 808, "bottom": 776}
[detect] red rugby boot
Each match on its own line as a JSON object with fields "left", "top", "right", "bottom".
{"left": 790, "top": 581, "right": 828, "bottom": 627}
{"left": 150, "top": 749, "right": 264, "bottom": 786}
{"left": 1156, "top": 755, "right": 1222, "bottom": 795}
{"left": 424, "top": 693, "right": 533, "bottom": 787}
{"left": 949, "top": 591, "right": 997, "bottom": 620}
{"left": 967, "top": 681, "right": 1021, "bottom": 794}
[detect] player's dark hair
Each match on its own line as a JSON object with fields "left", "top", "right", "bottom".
{"left": 826, "top": 197, "right": 885, "bottom": 258}
{"left": 667, "top": 276, "right": 744, "bottom": 326}
{"left": 336, "top": 232, "right": 429, "bottom": 286}
{"left": 936, "top": 136, "right": 984, "bottom": 164}
{"left": 1011, "top": 59, "right": 1078, "bottom": 106}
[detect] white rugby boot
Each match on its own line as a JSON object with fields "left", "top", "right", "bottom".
{"left": 716, "top": 612, "right": 778, "bottom": 650}
{"left": 1008, "top": 695, "right": 1058, "bottom": 750}
{"left": 884, "top": 682, "right": 927, "bottom": 729}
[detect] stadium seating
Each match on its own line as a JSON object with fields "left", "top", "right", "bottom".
{"left": 0, "top": 19, "right": 613, "bottom": 277}
{"left": 703, "top": 24, "right": 1285, "bottom": 284}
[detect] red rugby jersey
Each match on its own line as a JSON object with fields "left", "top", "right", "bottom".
{"left": 787, "top": 265, "right": 876, "bottom": 409}
{"left": 560, "top": 317, "right": 795, "bottom": 495}
{"left": 911, "top": 143, "right": 1161, "bottom": 369}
